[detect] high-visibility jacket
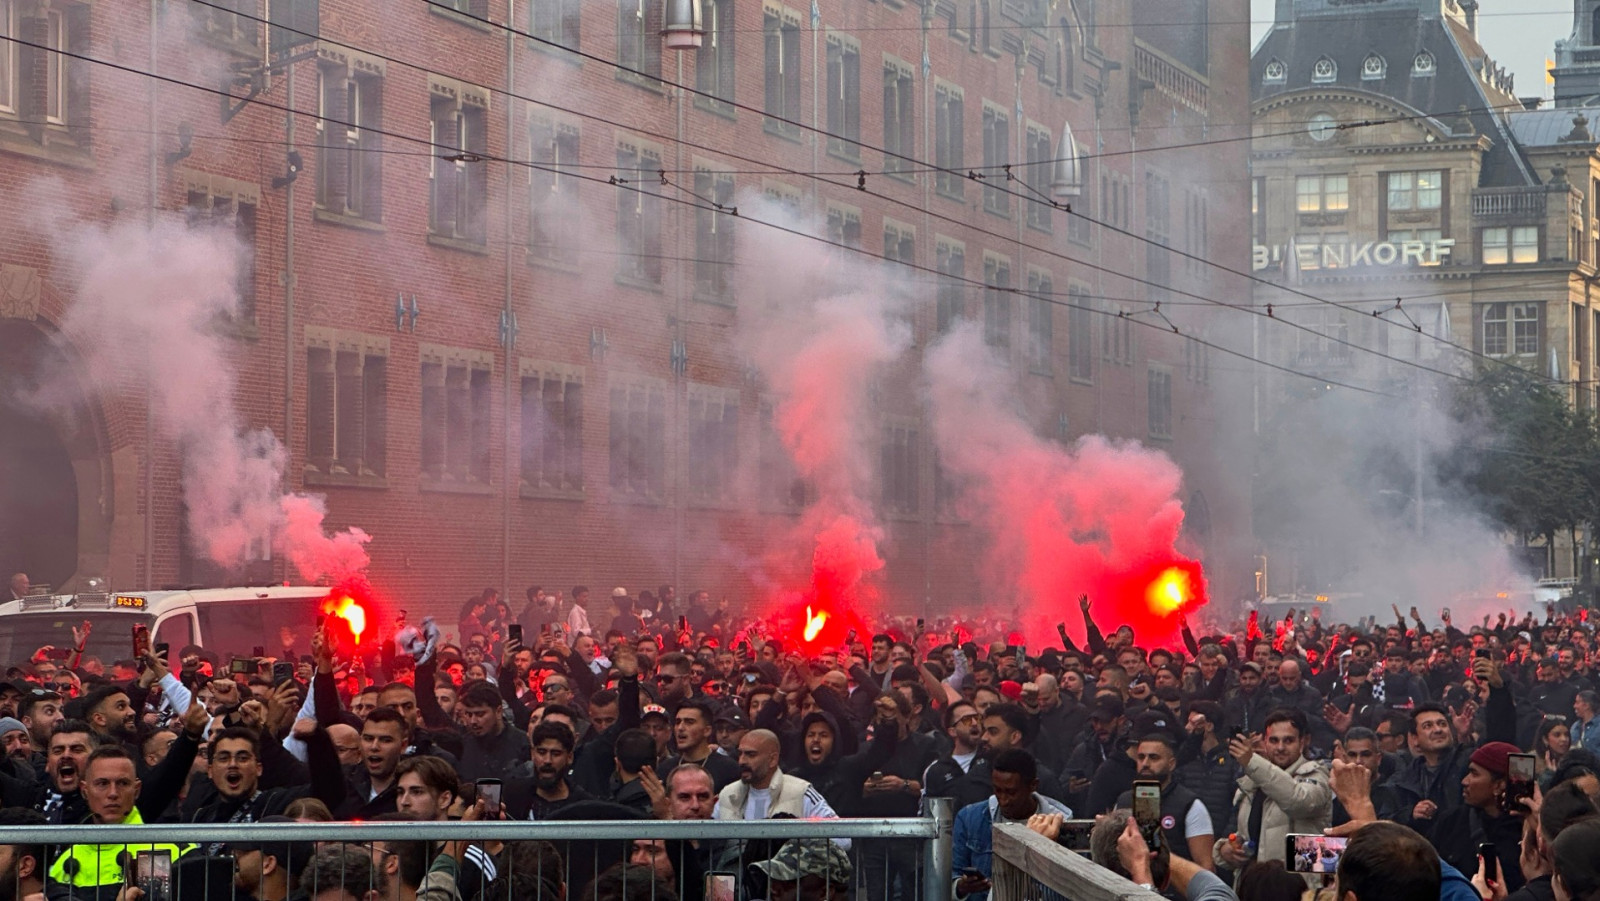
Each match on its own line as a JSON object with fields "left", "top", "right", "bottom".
{"left": 47, "top": 807, "right": 192, "bottom": 889}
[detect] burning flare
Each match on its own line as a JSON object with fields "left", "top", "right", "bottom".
{"left": 803, "top": 606, "right": 829, "bottom": 642}
{"left": 323, "top": 594, "right": 368, "bottom": 644}
{"left": 1148, "top": 567, "right": 1194, "bottom": 616}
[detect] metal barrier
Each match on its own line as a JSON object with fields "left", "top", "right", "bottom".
{"left": 0, "top": 802, "right": 954, "bottom": 901}
{"left": 989, "top": 822, "right": 1164, "bottom": 901}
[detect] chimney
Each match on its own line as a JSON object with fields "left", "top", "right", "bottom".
{"left": 1461, "top": 0, "right": 1478, "bottom": 35}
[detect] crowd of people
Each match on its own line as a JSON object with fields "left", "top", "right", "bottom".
{"left": 4, "top": 580, "right": 1600, "bottom": 901}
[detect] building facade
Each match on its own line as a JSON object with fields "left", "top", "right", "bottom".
{"left": 0, "top": 0, "right": 1253, "bottom": 616}
{"left": 1252, "top": 0, "right": 1600, "bottom": 582}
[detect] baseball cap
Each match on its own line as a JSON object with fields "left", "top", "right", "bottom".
{"left": 613, "top": 587, "right": 629, "bottom": 598}
{"left": 1129, "top": 710, "right": 1172, "bottom": 736}
{"left": 1240, "top": 661, "right": 1263, "bottom": 675}
{"left": 641, "top": 704, "right": 669, "bottom": 721}
{"left": 713, "top": 708, "right": 749, "bottom": 729}
{"left": 753, "top": 840, "right": 853, "bottom": 885}
{"left": 226, "top": 816, "right": 314, "bottom": 874}
{"left": 998, "top": 680, "right": 1023, "bottom": 701}
{"left": 1088, "top": 696, "right": 1125, "bottom": 721}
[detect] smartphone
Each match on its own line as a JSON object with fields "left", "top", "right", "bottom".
{"left": 508, "top": 624, "right": 523, "bottom": 644}
{"left": 272, "top": 661, "right": 295, "bottom": 686}
{"left": 1507, "top": 753, "right": 1537, "bottom": 809}
{"left": 154, "top": 642, "right": 169, "bottom": 661}
{"left": 134, "top": 849, "right": 172, "bottom": 901}
{"left": 960, "top": 868, "right": 984, "bottom": 881}
{"left": 252, "top": 646, "right": 266, "bottom": 658}
{"left": 1285, "top": 834, "right": 1347, "bottom": 873}
{"left": 1479, "top": 842, "right": 1499, "bottom": 883}
{"left": 917, "top": 617, "right": 925, "bottom": 630}
{"left": 476, "top": 778, "right": 503, "bottom": 817}
{"left": 230, "top": 657, "right": 256, "bottom": 675}
{"left": 705, "top": 873, "right": 737, "bottom": 901}
{"left": 846, "top": 629, "right": 857, "bottom": 644}
{"left": 679, "top": 615, "right": 689, "bottom": 632}
{"left": 871, "top": 771, "right": 885, "bottom": 782}
{"left": 1474, "top": 648, "right": 1491, "bottom": 660}
{"left": 540, "top": 623, "right": 552, "bottom": 636}
{"left": 1132, "top": 780, "right": 1161, "bottom": 850}
{"left": 132, "top": 624, "right": 151, "bottom": 659}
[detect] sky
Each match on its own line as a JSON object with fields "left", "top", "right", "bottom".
{"left": 1250, "top": 0, "right": 1572, "bottom": 102}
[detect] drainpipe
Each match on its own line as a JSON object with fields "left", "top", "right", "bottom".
{"left": 283, "top": 61, "right": 298, "bottom": 585}
{"left": 145, "top": 0, "right": 158, "bottom": 586}
{"left": 503, "top": 0, "right": 516, "bottom": 599}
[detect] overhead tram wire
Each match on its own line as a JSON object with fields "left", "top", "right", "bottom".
{"left": 4, "top": 29, "right": 1405, "bottom": 399}
{"left": 184, "top": 0, "right": 1540, "bottom": 383}
{"left": 400, "top": 1, "right": 1540, "bottom": 379}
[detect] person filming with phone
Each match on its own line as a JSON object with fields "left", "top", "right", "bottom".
{"left": 1213, "top": 707, "right": 1331, "bottom": 870}
{"left": 1115, "top": 734, "right": 1216, "bottom": 870}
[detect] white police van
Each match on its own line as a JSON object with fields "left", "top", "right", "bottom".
{"left": 0, "top": 586, "right": 335, "bottom": 663}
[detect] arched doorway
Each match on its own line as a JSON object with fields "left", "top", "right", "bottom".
{"left": 0, "top": 319, "right": 111, "bottom": 591}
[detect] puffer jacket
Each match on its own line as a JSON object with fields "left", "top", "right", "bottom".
{"left": 1176, "top": 735, "right": 1240, "bottom": 840}
{"left": 1212, "top": 754, "right": 1331, "bottom": 865}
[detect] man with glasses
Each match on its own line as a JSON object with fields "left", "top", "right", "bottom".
{"left": 655, "top": 652, "right": 693, "bottom": 709}
{"left": 924, "top": 700, "right": 990, "bottom": 810}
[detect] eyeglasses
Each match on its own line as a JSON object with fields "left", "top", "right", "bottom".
{"left": 655, "top": 674, "right": 680, "bottom": 683}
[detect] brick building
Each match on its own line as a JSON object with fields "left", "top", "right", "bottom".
{"left": 0, "top": 0, "right": 1254, "bottom": 618}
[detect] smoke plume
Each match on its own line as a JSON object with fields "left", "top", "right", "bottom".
{"left": 734, "top": 196, "right": 909, "bottom": 641}
{"left": 41, "top": 205, "right": 369, "bottom": 583}
{"left": 924, "top": 324, "right": 1205, "bottom": 646}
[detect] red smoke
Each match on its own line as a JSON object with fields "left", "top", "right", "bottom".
{"left": 926, "top": 327, "right": 1208, "bottom": 648}
{"left": 737, "top": 197, "right": 908, "bottom": 646}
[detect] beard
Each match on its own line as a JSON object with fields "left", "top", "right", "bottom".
{"left": 536, "top": 768, "right": 564, "bottom": 790}
{"left": 0, "top": 858, "right": 19, "bottom": 901}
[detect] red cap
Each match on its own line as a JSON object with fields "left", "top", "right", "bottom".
{"left": 998, "top": 680, "right": 1023, "bottom": 700}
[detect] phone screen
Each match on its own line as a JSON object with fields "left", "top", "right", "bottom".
{"left": 1509, "top": 753, "right": 1537, "bottom": 782}
{"left": 1286, "top": 834, "right": 1347, "bottom": 874}
{"left": 705, "top": 873, "right": 737, "bottom": 901}
{"left": 132, "top": 624, "right": 150, "bottom": 659}
{"left": 508, "top": 624, "right": 523, "bottom": 644}
{"left": 476, "top": 779, "right": 503, "bottom": 817}
{"left": 1132, "top": 781, "right": 1161, "bottom": 850}
{"left": 135, "top": 849, "right": 172, "bottom": 901}
{"left": 1479, "top": 843, "right": 1499, "bottom": 881}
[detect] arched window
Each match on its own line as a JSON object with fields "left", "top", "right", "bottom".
{"left": 1362, "top": 53, "right": 1385, "bottom": 79}
{"left": 1312, "top": 56, "right": 1337, "bottom": 83}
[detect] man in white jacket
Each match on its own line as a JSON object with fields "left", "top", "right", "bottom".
{"left": 1214, "top": 707, "right": 1332, "bottom": 869}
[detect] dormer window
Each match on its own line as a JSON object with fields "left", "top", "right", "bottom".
{"left": 1312, "top": 57, "right": 1337, "bottom": 83}
{"left": 1362, "top": 53, "right": 1385, "bottom": 79}
{"left": 1264, "top": 58, "right": 1286, "bottom": 84}
{"left": 1413, "top": 51, "right": 1436, "bottom": 75}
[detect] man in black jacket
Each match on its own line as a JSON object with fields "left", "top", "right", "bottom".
{"left": 506, "top": 720, "right": 595, "bottom": 819}
{"left": 657, "top": 698, "right": 740, "bottom": 791}
{"left": 923, "top": 700, "right": 991, "bottom": 812}
{"left": 454, "top": 679, "right": 530, "bottom": 782}
{"left": 788, "top": 699, "right": 899, "bottom": 817}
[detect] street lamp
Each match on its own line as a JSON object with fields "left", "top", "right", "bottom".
{"left": 1050, "top": 118, "right": 1083, "bottom": 198}
{"left": 663, "top": 0, "right": 705, "bottom": 49}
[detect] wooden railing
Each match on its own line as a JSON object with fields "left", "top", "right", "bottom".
{"left": 990, "top": 822, "right": 1166, "bottom": 901}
